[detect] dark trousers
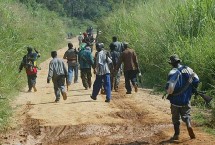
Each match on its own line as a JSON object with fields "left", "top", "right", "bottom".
{"left": 81, "top": 68, "right": 92, "bottom": 88}
{"left": 171, "top": 104, "right": 192, "bottom": 135}
{"left": 27, "top": 74, "right": 37, "bottom": 91}
{"left": 124, "top": 70, "right": 138, "bottom": 93}
{"left": 52, "top": 75, "right": 66, "bottom": 101}
{"left": 92, "top": 74, "right": 111, "bottom": 100}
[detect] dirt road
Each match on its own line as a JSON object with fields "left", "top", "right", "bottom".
{"left": 1, "top": 37, "right": 215, "bottom": 145}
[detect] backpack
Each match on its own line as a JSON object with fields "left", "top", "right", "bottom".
{"left": 23, "top": 53, "right": 36, "bottom": 69}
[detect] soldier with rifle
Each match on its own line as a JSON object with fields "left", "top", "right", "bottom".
{"left": 19, "top": 46, "right": 40, "bottom": 92}
{"left": 165, "top": 54, "right": 199, "bottom": 140}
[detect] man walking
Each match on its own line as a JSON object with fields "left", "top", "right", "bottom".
{"left": 116, "top": 42, "right": 140, "bottom": 94}
{"left": 78, "top": 32, "right": 83, "bottom": 46}
{"left": 19, "top": 46, "right": 40, "bottom": 92}
{"left": 90, "top": 43, "right": 112, "bottom": 103}
{"left": 78, "top": 44, "right": 94, "bottom": 90}
{"left": 165, "top": 54, "right": 199, "bottom": 140}
{"left": 112, "top": 36, "right": 123, "bottom": 53}
{"left": 109, "top": 43, "right": 121, "bottom": 92}
{"left": 47, "top": 51, "right": 68, "bottom": 103}
{"left": 63, "top": 43, "right": 79, "bottom": 85}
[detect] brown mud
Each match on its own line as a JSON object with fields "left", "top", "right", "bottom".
{"left": 0, "top": 36, "right": 215, "bottom": 145}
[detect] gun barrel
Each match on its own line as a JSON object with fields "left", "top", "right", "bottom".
{"left": 198, "top": 92, "right": 213, "bottom": 104}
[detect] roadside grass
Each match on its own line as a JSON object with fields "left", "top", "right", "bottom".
{"left": 193, "top": 110, "right": 215, "bottom": 135}
{"left": 98, "top": 0, "right": 215, "bottom": 129}
{"left": 0, "top": 0, "right": 88, "bottom": 131}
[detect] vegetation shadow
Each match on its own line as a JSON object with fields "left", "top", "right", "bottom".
{"left": 159, "top": 138, "right": 190, "bottom": 144}
{"left": 66, "top": 100, "right": 96, "bottom": 104}
{"left": 110, "top": 141, "right": 149, "bottom": 145}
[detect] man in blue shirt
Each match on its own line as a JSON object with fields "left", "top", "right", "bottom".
{"left": 78, "top": 44, "right": 94, "bottom": 90}
{"left": 166, "top": 54, "right": 199, "bottom": 140}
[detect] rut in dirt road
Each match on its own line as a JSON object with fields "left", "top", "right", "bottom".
{"left": 1, "top": 36, "right": 215, "bottom": 145}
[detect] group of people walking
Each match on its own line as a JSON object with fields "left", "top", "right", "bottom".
{"left": 19, "top": 34, "right": 200, "bottom": 141}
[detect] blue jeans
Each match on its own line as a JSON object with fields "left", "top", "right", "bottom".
{"left": 92, "top": 74, "right": 111, "bottom": 101}
{"left": 68, "top": 64, "right": 78, "bottom": 85}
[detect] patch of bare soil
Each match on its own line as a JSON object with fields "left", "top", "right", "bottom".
{"left": 1, "top": 36, "right": 215, "bottom": 145}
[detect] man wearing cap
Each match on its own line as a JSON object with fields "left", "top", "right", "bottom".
{"left": 47, "top": 51, "right": 68, "bottom": 103}
{"left": 19, "top": 46, "right": 40, "bottom": 92}
{"left": 90, "top": 43, "right": 112, "bottom": 103}
{"left": 116, "top": 42, "right": 140, "bottom": 94}
{"left": 165, "top": 54, "right": 199, "bottom": 140}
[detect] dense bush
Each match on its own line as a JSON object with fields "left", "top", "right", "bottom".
{"left": 97, "top": 0, "right": 215, "bottom": 125}
{"left": 0, "top": 0, "right": 67, "bottom": 130}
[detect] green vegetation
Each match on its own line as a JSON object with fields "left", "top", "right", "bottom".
{"left": 0, "top": 0, "right": 68, "bottom": 130}
{"left": 0, "top": 0, "right": 142, "bottom": 131}
{"left": 19, "top": 0, "right": 142, "bottom": 21}
{"left": 98, "top": 0, "right": 215, "bottom": 127}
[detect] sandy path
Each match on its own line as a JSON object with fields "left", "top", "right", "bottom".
{"left": 1, "top": 36, "right": 215, "bottom": 145}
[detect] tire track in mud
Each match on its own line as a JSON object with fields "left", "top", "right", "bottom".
{"left": 30, "top": 84, "right": 172, "bottom": 145}
{"left": 1, "top": 36, "right": 215, "bottom": 145}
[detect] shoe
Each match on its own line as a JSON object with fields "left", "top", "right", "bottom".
{"left": 101, "top": 89, "right": 106, "bottom": 94}
{"left": 170, "top": 135, "right": 179, "bottom": 140}
{"left": 33, "top": 86, "right": 37, "bottom": 92}
{"left": 62, "top": 92, "right": 67, "bottom": 100}
{"left": 90, "top": 95, "right": 97, "bottom": 100}
{"left": 85, "top": 87, "right": 88, "bottom": 90}
{"left": 27, "top": 90, "right": 32, "bottom": 92}
{"left": 126, "top": 92, "right": 131, "bottom": 94}
{"left": 134, "top": 85, "right": 138, "bottom": 92}
{"left": 187, "top": 127, "right": 195, "bottom": 139}
{"left": 105, "top": 99, "right": 110, "bottom": 103}
{"left": 114, "top": 87, "right": 118, "bottom": 92}
{"left": 54, "top": 100, "right": 60, "bottom": 103}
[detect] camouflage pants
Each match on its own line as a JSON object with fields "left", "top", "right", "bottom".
{"left": 171, "top": 104, "right": 191, "bottom": 127}
{"left": 81, "top": 68, "right": 92, "bottom": 89}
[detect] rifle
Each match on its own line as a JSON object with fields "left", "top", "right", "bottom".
{"left": 34, "top": 48, "right": 39, "bottom": 54}
{"left": 195, "top": 91, "right": 213, "bottom": 104}
{"left": 155, "top": 84, "right": 213, "bottom": 104}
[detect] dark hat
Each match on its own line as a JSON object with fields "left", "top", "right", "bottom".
{"left": 122, "top": 42, "right": 129, "bottom": 48}
{"left": 27, "top": 46, "right": 33, "bottom": 52}
{"left": 96, "top": 43, "right": 104, "bottom": 49}
{"left": 168, "top": 54, "right": 181, "bottom": 64}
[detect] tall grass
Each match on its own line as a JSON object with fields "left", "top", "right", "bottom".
{"left": 0, "top": 0, "right": 74, "bottom": 130}
{"left": 98, "top": 0, "right": 215, "bottom": 126}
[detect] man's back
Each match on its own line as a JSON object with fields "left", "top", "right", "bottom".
{"left": 110, "top": 50, "right": 120, "bottom": 67}
{"left": 64, "top": 49, "right": 78, "bottom": 66}
{"left": 78, "top": 35, "right": 83, "bottom": 41}
{"left": 113, "top": 41, "right": 123, "bottom": 53}
{"left": 79, "top": 49, "right": 93, "bottom": 69}
{"left": 48, "top": 58, "right": 67, "bottom": 78}
{"left": 121, "top": 48, "right": 138, "bottom": 71}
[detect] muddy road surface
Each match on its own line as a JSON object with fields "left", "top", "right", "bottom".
{"left": 1, "top": 37, "right": 215, "bottom": 145}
